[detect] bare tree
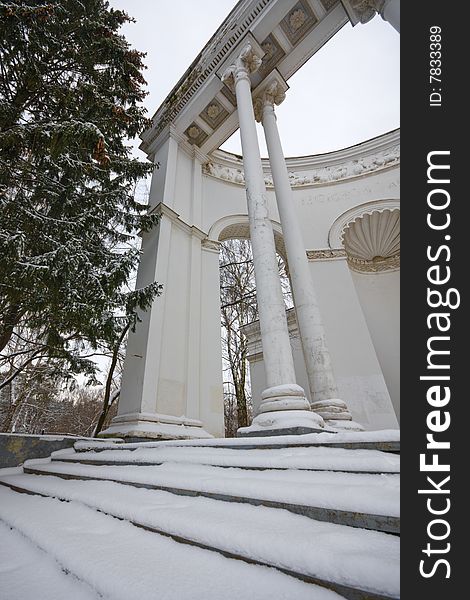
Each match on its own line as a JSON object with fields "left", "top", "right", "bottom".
{"left": 219, "top": 239, "right": 292, "bottom": 436}
{"left": 93, "top": 324, "right": 128, "bottom": 437}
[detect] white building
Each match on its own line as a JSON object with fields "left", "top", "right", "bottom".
{"left": 101, "top": 0, "right": 400, "bottom": 441}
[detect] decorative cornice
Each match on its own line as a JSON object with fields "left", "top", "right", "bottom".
{"left": 201, "top": 238, "right": 222, "bottom": 253}
{"left": 140, "top": 0, "right": 272, "bottom": 153}
{"left": 152, "top": 203, "right": 207, "bottom": 239}
{"left": 306, "top": 249, "right": 347, "bottom": 261}
{"left": 203, "top": 130, "right": 400, "bottom": 188}
{"left": 347, "top": 253, "right": 400, "bottom": 273}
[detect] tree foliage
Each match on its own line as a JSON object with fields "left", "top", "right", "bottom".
{"left": 0, "top": 0, "right": 161, "bottom": 383}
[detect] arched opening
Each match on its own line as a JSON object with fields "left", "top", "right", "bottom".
{"left": 216, "top": 223, "right": 292, "bottom": 436}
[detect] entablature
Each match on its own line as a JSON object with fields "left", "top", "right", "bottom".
{"left": 140, "top": 0, "right": 350, "bottom": 158}
{"left": 202, "top": 128, "right": 399, "bottom": 188}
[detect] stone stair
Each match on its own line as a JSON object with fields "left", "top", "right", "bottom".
{"left": 0, "top": 430, "right": 400, "bottom": 600}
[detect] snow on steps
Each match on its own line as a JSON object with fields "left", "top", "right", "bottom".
{"left": 81, "top": 429, "right": 401, "bottom": 453}
{"left": 0, "top": 431, "right": 400, "bottom": 600}
{"left": 0, "top": 519, "right": 102, "bottom": 600}
{"left": 0, "top": 486, "right": 343, "bottom": 600}
{"left": 0, "top": 474, "right": 399, "bottom": 600}
{"left": 23, "top": 460, "right": 399, "bottom": 533}
{"left": 53, "top": 444, "right": 400, "bottom": 473}
{"left": 30, "top": 440, "right": 400, "bottom": 534}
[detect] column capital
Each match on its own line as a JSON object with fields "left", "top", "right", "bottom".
{"left": 341, "top": 0, "right": 385, "bottom": 25}
{"left": 221, "top": 43, "right": 263, "bottom": 93}
{"left": 252, "top": 70, "right": 288, "bottom": 123}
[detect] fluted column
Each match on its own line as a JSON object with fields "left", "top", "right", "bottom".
{"left": 253, "top": 74, "right": 362, "bottom": 430}
{"left": 341, "top": 0, "right": 400, "bottom": 33}
{"left": 222, "top": 45, "right": 324, "bottom": 434}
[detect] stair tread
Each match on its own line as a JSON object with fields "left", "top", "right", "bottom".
{"left": 23, "top": 459, "right": 399, "bottom": 518}
{"left": 0, "top": 485, "right": 342, "bottom": 600}
{"left": 77, "top": 429, "right": 400, "bottom": 453}
{"left": 57, "top": 444, "right": 400, "bottom": 473}
{"left": 0, "top": 519, "right": 101, "bottom": 600}
{"left": 0, "top": 474, "right": 399, "bottom": 599}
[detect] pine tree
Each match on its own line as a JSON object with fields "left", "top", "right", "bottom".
{"left": 0, "top": 0, "right": 161, "bottom": 381}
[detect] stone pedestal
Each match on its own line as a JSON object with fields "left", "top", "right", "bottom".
{"left": 99, "top": 412, "right": 213, "bottom": 441}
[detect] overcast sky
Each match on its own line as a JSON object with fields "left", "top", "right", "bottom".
{"left": 109, "top": 0, "right": 399, "bottom": 157}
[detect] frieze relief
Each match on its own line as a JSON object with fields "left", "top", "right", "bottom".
{"left": 203, "top": 144, "right": 400, "bottom": 188}
{"left": 305, "top": 248, "right": 400, "bottom": 271}
{"left": 306, "top": 249, "right": 347, "bottom": 260}
{"left": 347, "top": 253, "right": 400, "bottom": 273}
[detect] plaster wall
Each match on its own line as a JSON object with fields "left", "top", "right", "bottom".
{"left": 350, "top": 269, "right": 400, "bottom": 422}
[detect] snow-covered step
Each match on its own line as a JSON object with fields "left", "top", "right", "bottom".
{"left": 0, "top": 519, "right": 102, "bottom": 600}
{"left": 0, "top": 485, "right": 343, "bottom": 600}
{"left": 23, "top": 460, "right": 399, "bottom": 533}
{"left": 79, "top": 429, "right": 400, "bottom": 453}
{"left": 0, "top": 475, "right": 399, "bottom": 600}
{"left": 54, "top": 444, "right": 400, "bottom": 474}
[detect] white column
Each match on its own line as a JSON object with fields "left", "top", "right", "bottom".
{"left": 255, "top": 80, "right": 340, "bottom": 405}
{"left": 222, "top": 45, "right": 323, "bottom": 434}
{"left": 341, "top": 0, "right": 400, "bottom": 33}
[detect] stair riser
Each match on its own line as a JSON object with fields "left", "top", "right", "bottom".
{"left": 22, "top": 467, "right": 399, "bottom": 534}
{"left": 0, "top": 479, "right": 397, "bottom": 600}
{"left": 51, "top": 457, "right": 399, "bottom": 475}
{"left": 75, "top": 441, "right": 400, "bottom": 453}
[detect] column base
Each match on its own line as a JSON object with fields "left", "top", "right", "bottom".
{"left": 99, "top": 412, "right": 214, "bottom": 441}
{"left": 237, "top": 426, "right": 326, "bottom": 438}
{"left": 310, "top": 399, "right": 364, "bottom": 432}
{"left": 237, "top": 409, "right": 325, "bottom": 437}
{"left": 325, "top": 419, "right": 365, "bottom": 432}
{"left": 258, "top": 383, "right": 312, "bottom": 413}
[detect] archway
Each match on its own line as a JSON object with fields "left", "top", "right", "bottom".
{"left": 216, "top": 222, "right": 292, "bottom": 436}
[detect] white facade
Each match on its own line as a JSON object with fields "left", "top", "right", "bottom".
{"left": 101, "top": 0, "right": 400, "bottom": 440}
{"left": 215, "top": 131, "right": 400, "bottom": 431}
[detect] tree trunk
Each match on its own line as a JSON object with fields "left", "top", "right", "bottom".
{"left": 0, "top": 304, "right": 23, "bottom": 353}
{"left": 0, "top": 347, "right": 44, "bottom": 392}
{"left": 93, "top": 323, "right": 129, "bottom": 437}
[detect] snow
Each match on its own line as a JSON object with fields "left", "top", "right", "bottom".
{"left": 0, "top": 466, "right": 23, "bottom": 476}
{"left": 25, "top": 460, "right": 400, "bottom": 517}
{"left": 0, "top": 521, "right": 102, "bottom": 600}
{"left": 78, "top": 428, "right": 400, "bottom": 451}
{"left": 55, "top": 444, "right": 400, "bottom": 473}
{"left": 240, "top": 409, "right": 325, "bottom": 433}
{"left": 101, "top": 421, "right": 214, "bottom": 439}
{"left": 0, "top": 486, "right": 346, "bottom": 600}
{"left": 0, "top": 474, "right": 399, "bottom": 597}
{"left": 0, "top": 456, "right": 54, "bottom": 476}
